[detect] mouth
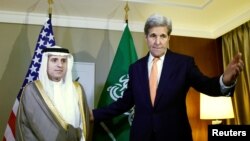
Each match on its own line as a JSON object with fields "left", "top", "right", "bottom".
{"left": 152, "top": 46, "right": 161, "bottom": 50}
{"left": 55, "top": 70, "right": 63, "bottom": 72}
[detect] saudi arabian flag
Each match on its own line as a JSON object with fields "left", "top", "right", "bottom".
{"left": 93, "top": 24, "right": 138, "bottom": 141}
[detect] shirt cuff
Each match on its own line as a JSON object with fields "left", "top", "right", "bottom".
{"left": 219, "top": 75, "right": 236, "bottom": 95}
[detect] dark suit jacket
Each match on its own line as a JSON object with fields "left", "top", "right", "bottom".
{"left": 93, "top": 50, "right": 231, "bottom": 141}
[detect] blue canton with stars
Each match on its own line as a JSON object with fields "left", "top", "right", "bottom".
{"left": 17, "top": 18, "right": 55, "bottom": 100}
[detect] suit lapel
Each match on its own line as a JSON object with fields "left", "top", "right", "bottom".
{"left": 138, "top": 54, "right": 153, "bottom": 108}
{"left": 144, "top": 55, "right": 153, "bottom": 108}
{"left": 154, "top": 51, "right": 173, "bottom": 108}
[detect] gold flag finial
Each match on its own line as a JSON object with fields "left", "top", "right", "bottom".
{"left": 124, "top": 1, "right": 129, "bottom": 23}
{"left": 48, "top": 0, "right": 54, "bottom": 18}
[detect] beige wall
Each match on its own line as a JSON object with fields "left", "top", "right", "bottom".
{"left": 0, "top": 22, "right": 146, "bottom": 138}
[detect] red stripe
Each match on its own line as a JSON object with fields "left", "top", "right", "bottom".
{"left": 3, "top": 136, "right": 6, "bottom": 141}
{"left": 8, "top": 111, "right": 16, "bottom": 138}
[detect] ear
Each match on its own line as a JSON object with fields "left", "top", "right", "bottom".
{"left": 144, "top": 34, "right": 148, "bottom": 41}
{"left": 167, "top": 35, "right": 171, "bottom": 41}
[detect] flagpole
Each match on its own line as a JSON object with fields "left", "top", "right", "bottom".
{"left": 93, "top": 2, "right": 138, "bottom": 140}
{"left": 124, "top": 1, "right": 129, "bottom": 24}
{"left": 48, "top": 0, "right": 53, "bottom": 19}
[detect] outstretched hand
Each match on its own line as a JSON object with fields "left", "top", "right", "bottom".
{"left": 223, "top": 52, "right": 244, "bottom": 86}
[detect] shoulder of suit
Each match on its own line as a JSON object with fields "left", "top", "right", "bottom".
{"left": 23, "top": 80, "right": 38, "bottom": 88}
{"left": 134, "top": 55, "right": 148, "bottom": 64}
{"left": 167, "top": 50, "right": 193, "bottom": 60}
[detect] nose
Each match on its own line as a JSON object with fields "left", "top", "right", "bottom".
{"left": 155, "top": 36, "right": 161, "bottom": 44}
{"left": 57, "top": 61, "right": 63, "bottom": 67}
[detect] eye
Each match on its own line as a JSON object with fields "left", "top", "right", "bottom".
{"left": 160, "top": 34, "right": 167, "bottom": 38}
{"left": 51, "top": 58, "right": 57, "bottom": 62}
{"left": 61, "top": 58, "right": 67, "bottom": 63}
{"left": 149, "top": 33, "right": 157, "bottom": 38}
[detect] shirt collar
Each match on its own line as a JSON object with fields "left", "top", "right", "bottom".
{"left": 149, "top": 53, "right": 166, "bottom": 63}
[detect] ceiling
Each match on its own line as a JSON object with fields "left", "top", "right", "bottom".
{"left": 0, "top": 0, "right": 250, "bottom": 39}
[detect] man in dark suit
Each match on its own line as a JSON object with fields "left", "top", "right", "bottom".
{"left": 92, "top": 13, "right": 244, "bottom": 141}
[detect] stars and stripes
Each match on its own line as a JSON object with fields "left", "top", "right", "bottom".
{"left": 3, "top": 18, "right": 55, "bottom": 141}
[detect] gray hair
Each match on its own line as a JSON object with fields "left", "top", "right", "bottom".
{"left": 144, "top": 13, "right": 172, "bottom": 36}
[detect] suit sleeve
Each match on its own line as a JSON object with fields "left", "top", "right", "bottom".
{"left": 16, "top": 85, "right": 39, "bottom": 141}
{"left": 187, "top": 57, "right": 233, "bottom": 96}
{"left": 93, "top": 66, "right": 135, "bottom": 122}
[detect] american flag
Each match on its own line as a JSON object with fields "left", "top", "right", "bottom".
{"left": 3, "top": 18, "right": 55, "bottom": 141}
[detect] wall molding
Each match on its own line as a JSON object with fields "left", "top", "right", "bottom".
{"left": 0, "top": 10, "right": 249, "bottom": 39}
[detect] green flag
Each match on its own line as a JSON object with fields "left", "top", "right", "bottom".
{"left": 93, "top": 24, "right": 138, "bottom": 141}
